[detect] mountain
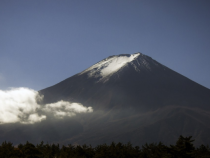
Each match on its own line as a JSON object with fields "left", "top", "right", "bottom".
{"left": 38, "top": 52, "right": 210, "bottom": 146}
{"left": 0, "top": 52, "right": 209, "bottom": 146}
{"left": 40, "top": 53, "right": 209, "bottom": 110}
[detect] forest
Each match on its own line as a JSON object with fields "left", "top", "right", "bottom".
{"left": 0, "top": 135, "right": 210, "bottom": 158}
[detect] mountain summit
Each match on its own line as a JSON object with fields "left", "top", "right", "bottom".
{"left": 79, "top": 53, "right": 149, "bottom": 82}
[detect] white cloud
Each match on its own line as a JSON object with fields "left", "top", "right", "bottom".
{"left": 27, "top": 113, "right": 46, "bottom": 124}
{"left": 0, "top": 87, "right": 93, "bottom": 124}
{"left": 44, "top": 101, "right": 93, "bottom": 118}
{"left": 0, "top": 87, "right": 45, "bottom": 124}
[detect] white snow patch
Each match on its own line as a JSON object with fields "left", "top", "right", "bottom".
{"left": 80, "top": 53, "right": 140, "bottom": 81}
{"left": 101, "top": 54, "right": 139, "bottom": 77}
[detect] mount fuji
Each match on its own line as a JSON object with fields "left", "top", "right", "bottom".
{"left": 40, "top": 53, "right": 210, "bottom": 110}
{"left": 1, "top": 52, "right": 210, "bottom": 146}
{"left": 38, "top": 52, "right": 210, "bottom": 146}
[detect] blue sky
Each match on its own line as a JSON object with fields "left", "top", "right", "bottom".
{"left": 0, "top": 0, "right": 210, "bottom": 90}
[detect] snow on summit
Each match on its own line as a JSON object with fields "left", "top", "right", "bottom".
{"left": 101, "top": 53, "right": 139, "bottom": 76}
{"left": 80, "top": 53, "right": 140, "bottom": 82}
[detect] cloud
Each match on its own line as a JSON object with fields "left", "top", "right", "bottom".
{"left": 44, "top": 101, "right": 93, "bottom": 118}
{"left": 0, "top": 88, "right": 45, "bottom": 124}
{"left": 0, "top": 87, "right": 93, "bottom": 124}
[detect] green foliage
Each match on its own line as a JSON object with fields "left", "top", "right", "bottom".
{"left": 36, "top": 141, "right": 60, "bottom": 158}
{"left": 20, "top": 141, "right": 41, "bottom": 158}
{"left": 170, "top": 135, "right": 195, "bottom": 158}
{"left": 94, "top": 142, "right": 140, "bottom": 158}
{"left": 194, "top": 145, "right": 210, "bottom": 158}
{"left": 141, "top": 142, "right": 170, "bottom": 158}
{"left": 0, "top": 136, "right": 209, "bottom": 158}
{"left": 0, "top": 141, "right": 14, "bottom": 158}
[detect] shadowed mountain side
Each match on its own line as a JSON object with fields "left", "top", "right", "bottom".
{"left": 60, "top": 106, "right": 210, "bottom": 147}
{"left": 0, "top": 118, "right": 83, "bottom": 145}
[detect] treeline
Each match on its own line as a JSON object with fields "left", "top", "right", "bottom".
{"left": 0, "top": 136, "right": 210, "bottom": 158}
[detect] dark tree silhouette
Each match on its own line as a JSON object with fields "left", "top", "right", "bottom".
{"left": 0, "top": 135, "right": 210, "bottom": 158}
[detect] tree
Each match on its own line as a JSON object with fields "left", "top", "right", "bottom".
{"left": 141, "top": 142, "right": 169, "bottom": 158}
{"left": 194, "top": 144, "right": 210, "bottom": 158}
{"left": 170, "top": 135, "right": 195, "bottom": 158}
{"left": 0, "top": 141, "right": 15, "bottom": 158}
{"left": 21, "top": 141, "right": 41, "bottom": 158}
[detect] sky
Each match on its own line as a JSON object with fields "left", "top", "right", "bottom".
{"left": 0, "top": 0, "right": 210, "bottom": 91}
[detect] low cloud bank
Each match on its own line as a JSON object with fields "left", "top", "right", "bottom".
{"left": 44, "top": 101, "right": 93, "bottom": 118}
{"left": 0, "top": 87, "right": 93, "bottom": 124}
